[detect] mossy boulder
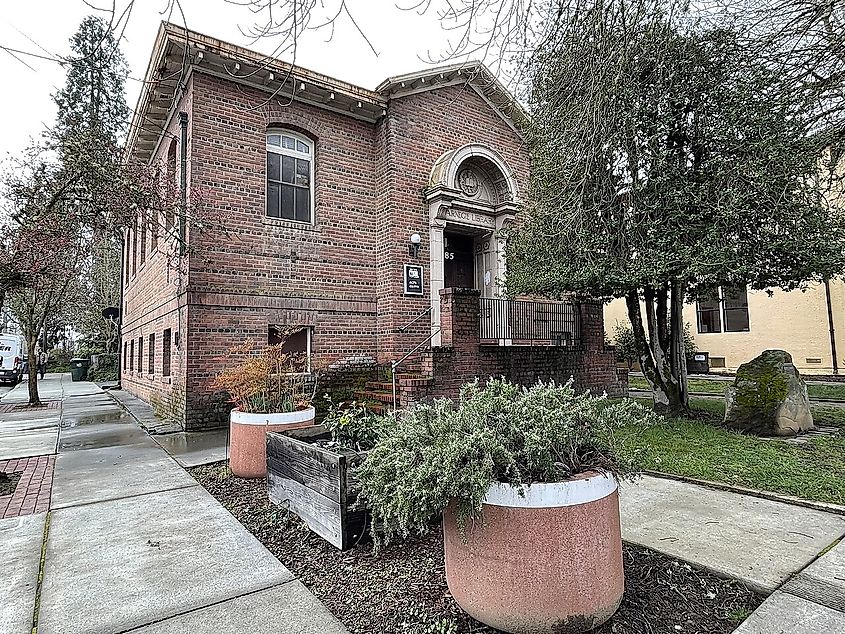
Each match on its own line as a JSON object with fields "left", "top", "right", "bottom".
{"left": 724, "top": 350, "right": 815, "bottom": 436}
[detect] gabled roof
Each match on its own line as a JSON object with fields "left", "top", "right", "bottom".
{"left": 377, "top": 61, "right": 527, "bottom": 136}
{"left": 127, "top": 23, "right": 525, "bottom": 164}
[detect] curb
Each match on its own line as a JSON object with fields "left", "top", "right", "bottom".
{"left": 643, "top": 470, "right": 845, "bottom": 516}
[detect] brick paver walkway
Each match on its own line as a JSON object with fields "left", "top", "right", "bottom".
{"left": 0, "top": 400, "right": 60, "bottom": 414}
{"left": 0, "top": 454, "right": 54, "bottom": 518}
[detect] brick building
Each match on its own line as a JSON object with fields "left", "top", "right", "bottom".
{"left": 122, "top": 23, "right": 625, "bottom": 430}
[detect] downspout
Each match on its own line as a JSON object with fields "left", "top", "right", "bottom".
{"left": 824, "top": 279, "right": 838, "bottom": 375}
{"left": 178, "top": 111, "right": 188, "bottom": 256}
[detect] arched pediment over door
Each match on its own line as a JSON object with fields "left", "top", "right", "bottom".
{"left": 429, "top": 143, "right": 519, "bottom": 205}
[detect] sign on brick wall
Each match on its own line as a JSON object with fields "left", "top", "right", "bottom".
{"left": 404, "top": 264, "right": 424, "bottom": 296}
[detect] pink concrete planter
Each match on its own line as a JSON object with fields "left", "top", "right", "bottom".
{"left": 229, "top": 407, "right": 315, "bottom": 478}
{"left": 443, "top": 472, "right": 623, "bottom": 634}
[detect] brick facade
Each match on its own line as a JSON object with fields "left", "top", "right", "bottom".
{"left": 122, "top": 25, "right": 623, "bottom": 430}
{"left": 407, "top": 289, "right": 627, "bottom": 404}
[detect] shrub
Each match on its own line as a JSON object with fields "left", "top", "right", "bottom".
{"left": 358, "top": 378, "right": 659, "bottom": 544}
{"left": 321, "top": 398, "right": 393, "bottom": 452}
{"left": 47, "top": 349, "right": 73, "bottom": 373}
{"left": 611, "top": 321, "right": 698, "bottom": 367}
{"left": 89, "top": 353, "right": 118, "bottom": 381}
{"left": 213, "top": 339, "right": 318, "bottom": 414}
{"left": 611, "top": 322, "right": 638, "bottom": 367}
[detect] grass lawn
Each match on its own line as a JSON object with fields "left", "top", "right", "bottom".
{"left": 628, "top": 375, "right": 845, "bottom": 401}
{"left": 617, "top": 397, "right": 845, "bottom": 505}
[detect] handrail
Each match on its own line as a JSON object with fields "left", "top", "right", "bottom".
{"left": 390, "top": 326, "right": 441, "bottom": 411}
{"left": 397, "top": 306, "right": 433, "bottom": 333}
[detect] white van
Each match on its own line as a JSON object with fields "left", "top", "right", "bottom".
{"left": 0, "top": 334, "right": 24, "bottom": 385}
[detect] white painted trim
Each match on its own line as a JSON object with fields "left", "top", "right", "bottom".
{"left": 266, "top": 129, "right": 315, "bottom": 225}
{"left": 230, "top": 406, "right": 315, "bottom": 426}
{"left": 431, "top": 143, "right": 519, "bottom": 204}
{"left": 483, "top": 473, "right": 617, "bottom": 508}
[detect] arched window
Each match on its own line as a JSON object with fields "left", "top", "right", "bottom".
{"left": 266, "top": 130, "right": 313, "bottom": 223}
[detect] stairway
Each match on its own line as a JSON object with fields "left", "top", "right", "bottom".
{"left": 354, "top": 374, "right": 433, "bottom": 414}
{"left": 354, "top": 381, "right": 394, "bottom": 415}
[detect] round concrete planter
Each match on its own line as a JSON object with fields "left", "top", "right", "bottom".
{"left": 229, "top": 406, "right": 315, "bottom": 478}
{"left": 443, "top": 472, "right": 624, "bottom": 634}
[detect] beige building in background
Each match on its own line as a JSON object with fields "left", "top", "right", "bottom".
{"left": 604, "top": 280, "right": 845, "bottom": 375}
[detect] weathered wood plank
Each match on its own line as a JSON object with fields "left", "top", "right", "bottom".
{"left": 268, "top": 470, "right": 343, "bottom": 548}
{"left": 267, "top": 427, "right": 369, "bottom": 551}
{"left": 267, "top": 433, "right": 342, "bottom": 503}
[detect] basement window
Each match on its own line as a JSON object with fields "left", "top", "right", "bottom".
{"left": 268, "top": 325, "right": 312, "bottom": 373}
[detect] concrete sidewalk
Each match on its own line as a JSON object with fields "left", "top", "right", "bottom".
{"left": 0, "top": 374, "right": 347, "bottom": 634}
{"left": 621, "top": 475, "right": 845, "bottom": 632}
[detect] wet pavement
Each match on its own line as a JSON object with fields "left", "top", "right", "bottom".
{"left": 0, "top": 374, "right": 347, "bottom": 634}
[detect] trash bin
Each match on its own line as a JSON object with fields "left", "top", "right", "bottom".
{"left": 686, "top": 351, "right": 710, "bottom": 374}
{"left": 70, "top": 358, "right": 90, "bottom": 382}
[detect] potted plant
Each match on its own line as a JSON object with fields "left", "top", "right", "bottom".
{"left": 267, "top": 399, "right": 391, "bottom": 549}
{"left": 214, "top": 339, "right": 318, "bottom": 478}
{"left": 358, "top": 378, "right": 658, "bottom": 634}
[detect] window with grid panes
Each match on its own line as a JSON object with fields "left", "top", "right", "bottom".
{"left": 266, "top": 131, "right": 313, "bottom": 223}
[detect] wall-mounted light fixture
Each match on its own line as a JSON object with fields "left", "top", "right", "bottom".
{"left": 409, "top": 233, "right": 422, "bottom": 257}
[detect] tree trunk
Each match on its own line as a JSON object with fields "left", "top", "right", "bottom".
{"left": 670, "top": 280, "right": 689, "bottom": 411}
{"left": 26, "top": 332, "right": 40, "bottom": 406}
{"left": 625, "top": 286, "right": 688, "bottom": 416}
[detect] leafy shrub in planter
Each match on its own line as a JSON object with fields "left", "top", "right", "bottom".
{"left": 213, "top": 339, "right": 318, "bottom": 413}
{"left": 321, "top": 398, "right": 393, "bottom": 451}
{"left": 358, "top": 378, "right": 659, "bottom": 543}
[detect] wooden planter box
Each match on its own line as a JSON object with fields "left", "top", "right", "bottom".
{"left": 267, "top": 425, "right": 368, "bottom": 550}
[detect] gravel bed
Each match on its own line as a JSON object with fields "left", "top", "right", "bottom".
{"left": 190, "top": 462, "right": 762, "bottom": 634}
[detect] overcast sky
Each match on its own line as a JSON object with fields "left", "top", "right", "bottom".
{"left": 0, "top": 1, "right": 464, "bottom": 157}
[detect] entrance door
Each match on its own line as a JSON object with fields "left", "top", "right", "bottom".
{"left": 444, "top": 233, "right": 475, "bottom": 289}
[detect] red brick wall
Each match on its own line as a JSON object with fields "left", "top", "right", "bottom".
{"left": 375, "top": 85, "right": 529, "bottom": 368}
{"left": 121, "top": 79, "right": 193, "bottom": 423}
{"left": 420, "top": 288, "right": 628, "bottom": 402}
{"left": 123, "top": 70, "right": 530, "bottom": 430}
{"left": 182, "top": 72, "right": 383, "bottom": 428}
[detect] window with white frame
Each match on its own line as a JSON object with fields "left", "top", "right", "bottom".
{"left": 696, "top": 286, "right": 750, "bottom": 334}
{"left": 268, "top": 325, "right": 312, "bottom": 373}
{"left": 266, "top": 131, "right": 313, "bottom": 223}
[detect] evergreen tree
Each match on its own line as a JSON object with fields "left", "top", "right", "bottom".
{"left": 52, "top": 16, "right": 129, "bottom": 357}
{"left": 506, "top": 2, "right": 845, "bottom": 414}
{"left": 53, "top": 15, "right": 129, "bottom": 142}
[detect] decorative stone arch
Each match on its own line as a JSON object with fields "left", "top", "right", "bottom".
{"left": 429, "top": 143, "right": 519, "bottom": 204}
{"left": 426, "top": 144, "right": 519, "bottom": 344}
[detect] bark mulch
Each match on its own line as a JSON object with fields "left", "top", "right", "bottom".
{"left": 0, "top": 471, "right": 20, "bottom": 496}
{"left": 190, "top": 463, "right": 762, "bottom": 634}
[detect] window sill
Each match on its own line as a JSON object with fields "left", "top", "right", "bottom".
{"left": 261, "top": 217, "right": 321, "bottom": 232}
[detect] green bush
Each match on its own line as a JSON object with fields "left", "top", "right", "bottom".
{"left": 358, "top": 378, "right": 659, "bottom": 545}
{"left": 611, "top": 321, "right": 698, "bottom": 367}
{"left": 47, "top": 349, "right": 73, "bottom": 373}
{"left": 89, "top": 353, "right": 119, "bottom": 382}
{"left": 321, "top": 398, "right": 393, "bottom": 452}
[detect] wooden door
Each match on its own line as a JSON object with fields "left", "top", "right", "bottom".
{"left": 444, "top": 233, "right": 475, "bottom": 289}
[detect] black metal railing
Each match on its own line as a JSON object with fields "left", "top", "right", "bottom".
{"left": 479, "top": 297, "right": 580, "bottom": 347}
